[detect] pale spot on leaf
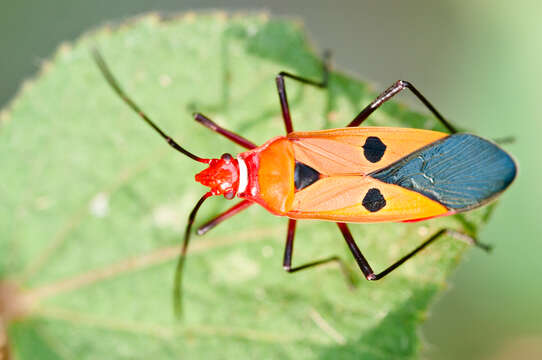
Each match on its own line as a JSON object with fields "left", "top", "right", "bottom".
{"left": 389, "top": 243, "right": 401, "bottom": 258}
{"left": 211, "top": 251, "right": 260, "bottom": 284}
{"left": 327, "top": 111, "right": 339, "bottom": 123}
{"left": 403, "top": 262, "right": 416, "bottom": 277}
{"left": 247, "top": 24, "right": 258, "bottom": 36}
{"left": 254, "top": 287, "right": 267, "bottom": 301}
{"left": 89, "top": 192, "right": 109, "bottom": 218}
{"left": 261, "top": 245, "right": 273, "bottom": 258}
{"left": 159, "top": 74, "right": 172, "bottom": 87}
{"left": 35, "top": 196, "right": 53, "bottom": 211}
{"left": 152, "top": 204, "right": 183, "bottom": 231}
{"left": 418, "top": 226, "right": 429, "bottom": 237}
{"left": 135, "top": 70, "right": 147, "bottom": 82}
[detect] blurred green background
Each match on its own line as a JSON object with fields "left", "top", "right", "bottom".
{"left": 1, "top": 1, "right": 540, "bottom": 359}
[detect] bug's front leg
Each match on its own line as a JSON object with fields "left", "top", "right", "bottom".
{"left": 193, "top": 113, "right": 257, "bottom": 149}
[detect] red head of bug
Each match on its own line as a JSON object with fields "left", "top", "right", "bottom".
{"left": 195, "top": 153, "right": 239, "bottom": 199}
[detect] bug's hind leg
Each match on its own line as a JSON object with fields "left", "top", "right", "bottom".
{"left": 276, "top": 51, "right": 331, "bottom": 134}
{"left": 337, "top": 223, "right": 490, "bottom": 281}
{"left": 282, "top": 219, "right": 355, "bottom": 288}
{"left": 347, "top": 80, "right": 457, "bottom": 133}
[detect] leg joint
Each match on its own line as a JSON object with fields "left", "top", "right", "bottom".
{"left": 366, "top": 273, "right": 377, "bottom": 281}
{"left": 397, "top": 79, "right": 412, "bottom": 88}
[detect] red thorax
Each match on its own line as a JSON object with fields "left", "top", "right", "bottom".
{"left": 195, "top": 153, "right": 239, "bottom": 199}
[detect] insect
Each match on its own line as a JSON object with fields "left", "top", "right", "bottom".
{"left": 93, "top": 49, "right": 516, "bottom": 314}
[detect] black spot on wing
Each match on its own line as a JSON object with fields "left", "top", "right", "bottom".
{"left": 294, "top": 161, "right": 320, "bottom": 191}
{"left": 371, "top": 134, "right": 517, "bottom": 211}
{"left": 362, "top": 136, "right": 387, "bottom": 163}
{"left": 362, "top": 188, "right": 386, "bottom": 212}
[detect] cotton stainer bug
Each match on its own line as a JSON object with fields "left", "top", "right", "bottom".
{"left": 92, "top": 49, "right": 517, "bottom": 315}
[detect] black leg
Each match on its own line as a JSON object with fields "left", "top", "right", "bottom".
{"left": 282, "top": 219, "right": 354, "bottom": 287}
{"left": 337, "top": 223, "right": 490, "bottom": 281}
{"left": 193, "top": 113, "right": 257, "bottom": 150}
{"left": 276, "top": 50, "right": 331, "bottom": 134}
{"left": 347, "top": 80, "right": 457, "bottom": 133}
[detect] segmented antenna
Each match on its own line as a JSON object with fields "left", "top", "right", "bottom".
{"left": 173, "top": 191, "right": 212, "bottom": 317}
{"left": 92, "top": 49, "right": 209, "bottom": 163}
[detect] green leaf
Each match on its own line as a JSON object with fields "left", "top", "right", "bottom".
{"left": 0, "top": 13, "right": 494, "bottom": 359}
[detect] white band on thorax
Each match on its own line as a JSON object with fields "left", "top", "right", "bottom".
{"left": 237, "top": 156, "right": 248, "bottom": 194}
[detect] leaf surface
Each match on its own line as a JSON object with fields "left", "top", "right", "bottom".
{"left": 0, "top": 13, "right": 493, "bottom": 360}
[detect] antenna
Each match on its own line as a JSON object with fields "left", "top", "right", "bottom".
{"left": 92, "top": 49, "right": 209, "bottom": 163}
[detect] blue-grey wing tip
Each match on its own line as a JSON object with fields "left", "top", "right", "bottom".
{"left": 373, "top": 133, "right": 518, "bottom": 211}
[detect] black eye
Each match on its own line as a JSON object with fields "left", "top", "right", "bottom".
{"left": 221, "top": 153, "right": 233, "bottom": 161}
{"left": 224, "top": 191, "right": 235, "bottom": 199}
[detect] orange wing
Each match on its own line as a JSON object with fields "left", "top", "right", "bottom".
{"left": 286, "top": 176, "right": 449, "bottom": 223}
{"left": 288, "top": 127, "right": 448, "bottom": 175}
{"left": 284, "top": 127, "right": 450, "bottom": 222}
